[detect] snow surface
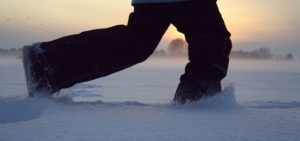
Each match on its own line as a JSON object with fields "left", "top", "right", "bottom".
{"left": 0, "top": 58, "right": 300, "bottom": 141}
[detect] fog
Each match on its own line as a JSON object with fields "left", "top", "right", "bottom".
{"left": 1, "top": 56, "right": 300, "bottom": 74}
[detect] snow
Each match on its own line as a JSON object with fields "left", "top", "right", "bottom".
{"left": 0, "top": 58, "right": 300, "bottom": 141}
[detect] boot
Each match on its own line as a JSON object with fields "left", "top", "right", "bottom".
{"left": 173, "top": 74, "right": 221, "bottom": 104}
{"left": 22, "top": 43, "right": 55, "bottom": 97}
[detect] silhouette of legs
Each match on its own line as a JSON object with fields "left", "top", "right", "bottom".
{"left": 33, "top": 5, "right": 170, "bottom": 93}
{"left": 170, "top": 1, "right": 231, "bottom": 80}
{"left": 170, "top": 1, "right": 232, "bottom": 103}
{"left": 23, "top": 1, "right": 231, "bottom": 100}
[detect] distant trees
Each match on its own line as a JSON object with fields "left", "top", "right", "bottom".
{"left": 167, "top": 38, "right": 188, "bottom": 57}
{"left": 0, "top": 48, "right": 22, "bottom": 58}
{"left": 230, "top": 47, "right": 273, "bottom": 59}
{"left": 151, "top": 38, "right": 295, "bottom": 61}
{"left": 151, "top": 38, "right": 188, "bottom": 58}
{"left": 286, "top": 53, "right": 294, "bottom": 60}
{"left": 1, "top": 39, "right": 295, "bottom": 61}
{"left": 274, "top": 53, "right": 294, "bottom": 60}
{"left": 230, "top": 47, "right": 294, "bottom": 60}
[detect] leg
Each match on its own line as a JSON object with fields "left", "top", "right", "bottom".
{"left": 23, "top": 4, "right": 170, "bottom": 96}
{"left": 171, "top": 1, "right": 232, "bottom": 103}
{"left": 40, "top": 25, "right": 137, "bottom": 93}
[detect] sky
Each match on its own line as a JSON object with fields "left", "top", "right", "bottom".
{"left": 0, "top": 0, "right": 299, "bottom": 56}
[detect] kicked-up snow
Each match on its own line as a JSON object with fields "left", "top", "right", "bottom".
{"left": 0, "top": 58, "right": 299, "bottom": 141}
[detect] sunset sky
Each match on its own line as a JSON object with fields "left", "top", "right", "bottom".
{"left": 0, "top": 0, "right": 299, "bottom": 56}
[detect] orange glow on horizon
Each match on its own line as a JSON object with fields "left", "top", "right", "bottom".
{"left": 1, "top": 0, "right": 299, "bottom": 48}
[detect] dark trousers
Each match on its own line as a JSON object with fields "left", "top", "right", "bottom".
{"left": 40, "top": 1, "right": 232, "bottom": 91}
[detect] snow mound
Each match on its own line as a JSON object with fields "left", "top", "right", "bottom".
{"left": 0, "top": 96, "right": 50, "bottom": 124}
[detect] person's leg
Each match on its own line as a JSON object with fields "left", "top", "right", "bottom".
{"left": 171, "top": 1, "right": 232, "bottom": 103}
{"left": 23, "top": 4, "right": 170, "bottom": 96}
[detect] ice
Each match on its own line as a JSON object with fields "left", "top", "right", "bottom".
{"left": 0, "top": 58, "right": 300, "bottom": 141}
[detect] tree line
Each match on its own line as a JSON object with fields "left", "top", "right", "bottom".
{"left": 0, "top": 48, "right": 22, "bottom": 58}
{"left": 152, "top": 38, "right": 294, "bottom": 60}
{"left": 0, "top": 38, "right": 295, "bottom": 61}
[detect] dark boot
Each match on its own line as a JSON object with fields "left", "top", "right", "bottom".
{"left": 173, "top": 74, "right": 221, "bottom": 104}
{"left": 22, "top": 43, "right": 55, "bottom": 97}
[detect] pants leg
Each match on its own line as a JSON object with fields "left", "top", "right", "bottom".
{"left": 40, "top": 5, "right": 170, "bottom": 91}
{"left": 171, "top": 1, "right": 232, "bottom": 80}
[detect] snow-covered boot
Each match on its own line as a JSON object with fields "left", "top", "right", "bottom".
{"left": 22, "top": 43, "right": 54, "bottom": 97}
{"left": 173, "top": 74, "right": 221, "bottom": 104}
